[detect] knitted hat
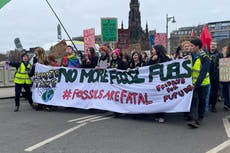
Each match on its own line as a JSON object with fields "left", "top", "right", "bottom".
{"left": 112, "top": 48, "right": 120, "bottom": 56}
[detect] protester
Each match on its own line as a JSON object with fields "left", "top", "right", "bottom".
{"left": 129, "top": 51, "right": 146, "bottom": 69}
{"left": 187, "top": 38, "right": 210, "bottom": 128}
{"left": 120, "top": 53, "right": 130, "bottom": 70}
{"left": 148, "top": 45, "right": 171, "bottom": 123}
{"left": 207, "top": 41, "right": 222, "bottom": 112}
{"left": 221, "top": 43, "right": 230, "bottom": 111}
{"left": 32, "top": 47, "right": 50, "bottom": 111}
{"left": 141, "top": 51, "right": 148, "bottom": 64}
{"left": 7, "top": 52, "right": 34, "bottom": 112}
{"left": 48, "top": 55, "right": 60, "bottom": 67}
{"left": 109, "top": 48, "right": 127, "bottom": 118}
{"left": 96, "top": 46, "right": 110, "bottom": 69}
{"left": 81, "top": 47, "right": 98, "bottom": 68}
{"left": 62, "top": 45, "right": 81, "bottom": 68}
{"left": 181, "top": 41, "right": 192, "bottom": 57}
{"left": 108, "top": 48, "right": 124, "bottom": 69}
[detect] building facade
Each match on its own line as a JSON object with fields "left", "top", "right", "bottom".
{"left": 170, "top": 20, "right": 230, "bottom": 52}
{"left": 73, "top": 0, "right": 150, "bottom": 51}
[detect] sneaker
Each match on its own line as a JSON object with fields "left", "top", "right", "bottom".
{"left": 224, "top": 105, "right": 230, "bottom": 111}
{"left": 14, "top": 106, "right": 19, "bottom": 112}
{"left": 187, "top": 120, "right": 199, "bottom": 128}
{"left": 158, "top": 118, "right": 165, "bottom": 123}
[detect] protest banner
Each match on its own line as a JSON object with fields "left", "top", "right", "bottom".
{"left": 116, "top": 29, "right": 130, "bottom": 50}
{"left": 83, "top": 28, "right": 95, "bottom": 53}
{"left": 154, "top": 33, "right": 167, "bottom": 48}
{"left": 219, "top": 58, "right": 230, "bottom": 82}
{"left": 101, "top": 18, "right": 118, "bottom": 42}
{"left": 32, "top": 59, "right": 193, "bottom": 114}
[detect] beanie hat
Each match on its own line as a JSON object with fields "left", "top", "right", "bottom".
{"left": 112, "top": 48, "right": 120, "bottom": 56}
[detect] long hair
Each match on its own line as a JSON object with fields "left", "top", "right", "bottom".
{"left": 35, "top": 47, "right": 47, "bottom": 64}
{"left": 153, "top": 45, "right": 170, "bottom": 63}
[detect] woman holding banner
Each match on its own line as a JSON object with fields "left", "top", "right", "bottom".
{"left": 148, "top": 45, "right": 171, "bottom": 123}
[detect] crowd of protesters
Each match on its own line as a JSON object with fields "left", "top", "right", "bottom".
{"left": 6, "top": 38, "right": 230, "bottom": 129}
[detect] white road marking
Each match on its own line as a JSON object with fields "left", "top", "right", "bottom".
{"left": 206, "top": 140, "right": 230, "bottom": 153}
{"left": 24, "top": 123, "right": 87, "bottom": 152}
{"left": 90, "top": 116, "right": 113, "bottom": 122}
{"left": 206, "top": 115, "right": 230, "bottom": 153}
{"left": 24, "top": 112, "right": 113, "bottom": 151}
{"left": 77, "top": 114, "right": 112, "bottom": 124}
{"left": 67, "top": 112, "right": 112, "bottom": 123}
{"left": 223, "top": 117, "right": 230, "bottom": 138}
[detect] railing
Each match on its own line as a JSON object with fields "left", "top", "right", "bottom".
{"left": 0, "top": 63, "right": 16, "bottom": 87}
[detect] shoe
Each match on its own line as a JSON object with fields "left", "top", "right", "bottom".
{"left": 187, "top": 120, "right": 199, "bottom": 128}
{"left": 211, "top": 107, "right": 217, "bottom": 113}
{"left": 196, "top": 118, "right": 203, "bottom": 125}
{"left": 158, "top": 118, "right": 165, "bottom": 123}
{"left": 14, "top": 106, "right": 19, "bottom": 112}
{"left": 224, "top": 105, "right": 230, "bottom": 111}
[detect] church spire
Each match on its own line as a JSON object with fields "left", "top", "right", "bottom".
{"left": 121, "top": 20, "right": 124, "bottom": 29}
{"left": 146, "top": 21, "right": 149, "bottom": 34}
{"left": 129, "top": 0, "right": 142, "bottom": 43}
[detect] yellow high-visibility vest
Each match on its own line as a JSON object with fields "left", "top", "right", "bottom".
{"left": 14, "top": 62, "right": 31, "bottom": 84}
{"left": 192, "top": 54, "right": 210, "bottom": 86}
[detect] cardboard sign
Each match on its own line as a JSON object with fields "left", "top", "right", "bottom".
{"left": 83, "top": 28, "right": 95, "bottom": 53}
{"left": 219, "top": 58, "right": 230, "bottom": 82}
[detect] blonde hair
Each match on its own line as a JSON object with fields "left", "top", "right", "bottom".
{"left": 35, "top": 47, "right": 47, "bottom": 64}
{"left": 181, "top": 41, "right": 191, "bottom": 50}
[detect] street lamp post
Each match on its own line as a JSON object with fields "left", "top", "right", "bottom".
{"left": 166, "top": 14, "right": 176, "bottom": 52}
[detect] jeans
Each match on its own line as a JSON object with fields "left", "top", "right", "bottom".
{"left": 205, "top": 85, "right": 211, "bottom": 112}
{"left": 189, "top": 85, "right": 209, "bottom": 121}
{"left": 222, "top": 82, "right": 230, "bottom": 108}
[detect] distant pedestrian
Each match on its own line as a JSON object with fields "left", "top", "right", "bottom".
{"left": 207, "top": 41, "right": 222, "bottom": 112}
{"left": 221, "top": 43, "right": 230, "bottom": 111}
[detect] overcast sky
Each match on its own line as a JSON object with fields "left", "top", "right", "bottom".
{"left": 0, "top": 0, "right": 230, "bottom": 53}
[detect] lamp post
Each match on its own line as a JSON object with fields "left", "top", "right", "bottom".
{"left": 166, "top": 14, "right": 176, "bottom": 52}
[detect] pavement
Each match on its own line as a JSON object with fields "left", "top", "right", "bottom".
{"left": 0, "top": 87, "right": 15, "bottom": 99}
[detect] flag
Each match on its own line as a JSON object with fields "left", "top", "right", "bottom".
{"left": 200, "top": 25, "right": 212, "bottom": 51}
{"left": 0, "top": 0, "right": 11, "bottom": 9}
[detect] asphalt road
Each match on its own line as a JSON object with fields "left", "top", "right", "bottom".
{"left": 0, "top": 98, "right": 230, "bottom": 153}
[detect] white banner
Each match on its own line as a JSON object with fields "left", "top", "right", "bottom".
{"left": 32, "top": 59, "right": 193, "bottom": 114}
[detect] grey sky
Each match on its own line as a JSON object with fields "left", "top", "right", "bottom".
{"left": 0, "top": 0, "right": 229, "bottom": 53}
